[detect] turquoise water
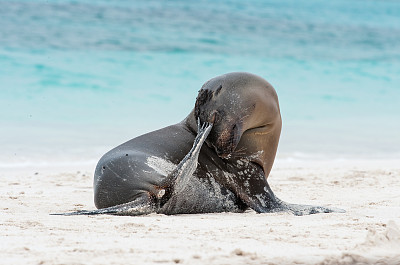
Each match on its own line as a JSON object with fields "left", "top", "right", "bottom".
{"left": 1, "top": 0, "right": 400, "bottom": 167}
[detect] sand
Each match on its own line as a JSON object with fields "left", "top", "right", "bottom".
{"left": 1, "top": 159, "right": 400, "bottom": 265}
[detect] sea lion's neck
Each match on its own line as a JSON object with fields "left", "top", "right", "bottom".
{"left": 182, "top": 109, "right": 198, "bottom": 135}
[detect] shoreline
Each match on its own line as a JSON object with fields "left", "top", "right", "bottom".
{"left": 1, "top": 155, "right": 399, "bottom": 173}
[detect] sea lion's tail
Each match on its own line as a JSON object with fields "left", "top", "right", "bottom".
{"left": 50, "top": 195, "right": 155, "bottom": 216}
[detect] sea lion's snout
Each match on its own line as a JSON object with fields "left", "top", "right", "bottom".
{"left": 194, "top": 90, "right": 243, "bottom": 159}
{"left": 209, "top": 121, "right": 242, "bottom": 159}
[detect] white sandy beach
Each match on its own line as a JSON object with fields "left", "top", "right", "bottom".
{"left": 1, "top": 159, "right": 399, "bottom": 265}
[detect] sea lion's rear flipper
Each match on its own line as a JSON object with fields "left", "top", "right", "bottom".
{"left": 159, "top": 119, "right": 213, "bottom": 194}
{"left": 50, "top": 192, "right": 155, "bottom": 216}
{"left": 52, "top": 120, "right": 213, "bottom": 217}
{"left": 157, "top": 120, "right": 213, "bottom": 214}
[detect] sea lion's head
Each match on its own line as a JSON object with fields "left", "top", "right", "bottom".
{"left": 194, "top": 72, "right": 279, "bottom": 159}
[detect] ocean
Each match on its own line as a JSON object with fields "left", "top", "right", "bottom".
{"left": 1, "top": 0, "right": 400, "bottom": 168}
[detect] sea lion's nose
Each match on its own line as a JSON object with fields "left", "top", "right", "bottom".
{"left": 209, "top": 111, "right": 218, "bottom": 123}
{"left": 219, "top": 153, "right": 230, "bottom": 159}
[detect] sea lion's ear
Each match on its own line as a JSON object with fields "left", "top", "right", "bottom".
{"left": 214, "top": 85, "right": 222, "bottom": 96}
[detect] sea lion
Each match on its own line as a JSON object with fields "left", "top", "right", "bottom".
{"left": 54, "top": 72, "right": 344, "bottom": 216}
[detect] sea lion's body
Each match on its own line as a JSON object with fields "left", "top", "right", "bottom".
{"left": 94, "top": 120, "right": 246, "bottom": 214}
{"left": 55, "top": 72, "right": 343, "bottom": 216}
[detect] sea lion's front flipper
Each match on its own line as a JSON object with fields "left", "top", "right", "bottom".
{"left": 243, "top": 184, "right": 345, "bottom": 216}
{"left": 51, "top": 192, "right": 155, "bottom": 216}
{"left": 226, "top": 161, "right": 345, "bottom": 216}
{"left": 223, "top": 161, "right": 281, "bottom": 212}
{"left": 271, "top": 198, "right": 346, "bottom": 216}
{"left": 245, "top": 183, "right": 345, "bottom": 216}
{"left": 249, "top": 184, "right": 346, "bottom": 216}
